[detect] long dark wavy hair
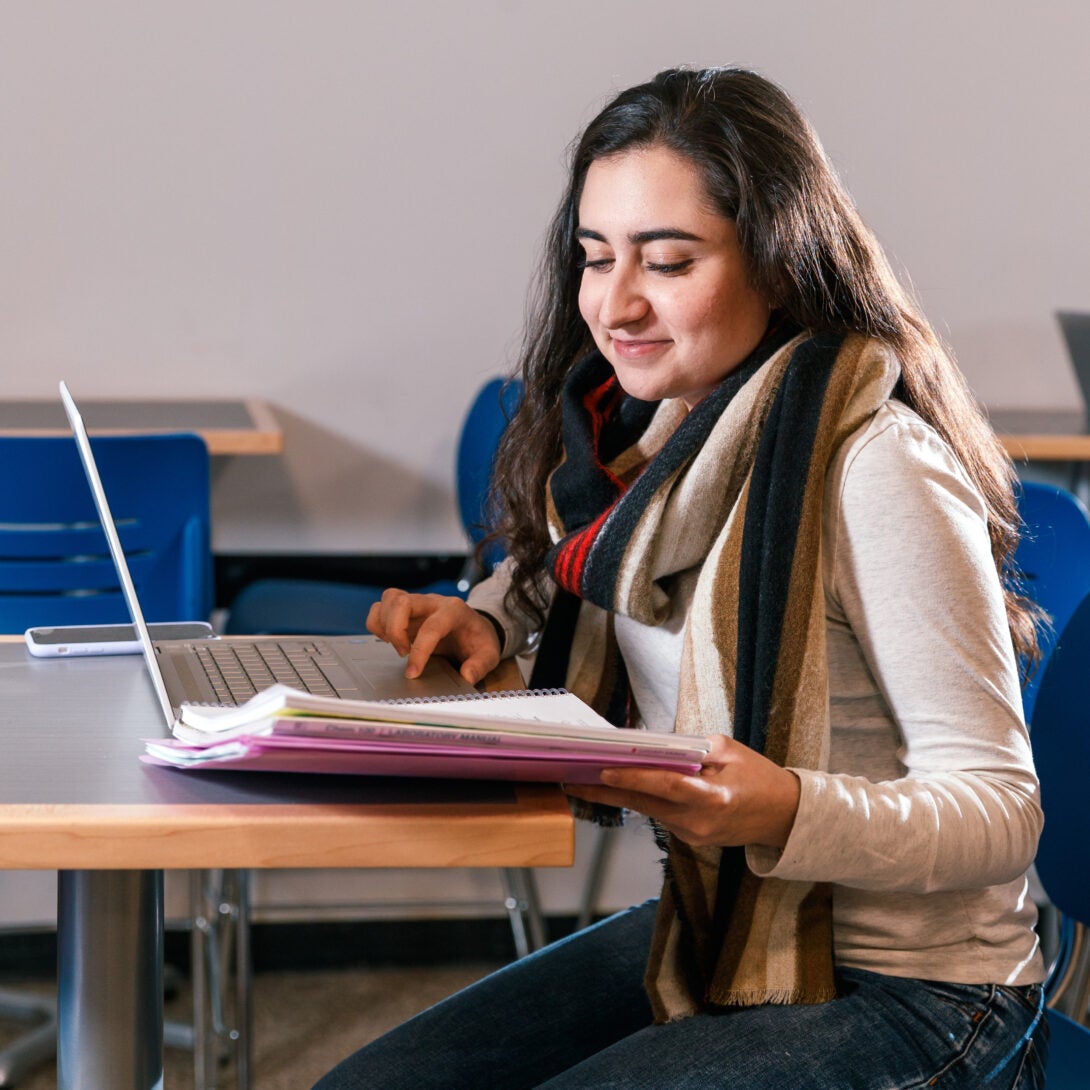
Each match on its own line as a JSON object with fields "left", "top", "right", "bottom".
{"left": 490, "top": 66, "right": 1038, "bottom": 669}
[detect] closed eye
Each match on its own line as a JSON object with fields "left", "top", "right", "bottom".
{"left": 646, "top": 259, "right": 694, "bottom": 275}
{"left": 577, "top": 257, "right": 614, "bottom": 271}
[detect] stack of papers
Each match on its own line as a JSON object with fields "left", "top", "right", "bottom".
{"left": 142, "top": 685, "right": 710, "bottom": 784}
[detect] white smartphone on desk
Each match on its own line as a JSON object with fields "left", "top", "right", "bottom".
{"left": 25, "top": 621, "right": 216, "bottom": 658}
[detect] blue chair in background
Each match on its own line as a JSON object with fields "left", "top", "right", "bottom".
{"left": 1026, "top": 586, "right": 1090, "bottom": 1083}
{"left": 225, "top": 377, "right": 522, "bottom": 636}
{"left": 0, "top": 433, "right": 215, "bottom": 1085}
{"left": 1013, "top": 480, "right": 1090, "bottom": 723}
{"left": 0, "top": 434, "right": 212, "bottom": 631}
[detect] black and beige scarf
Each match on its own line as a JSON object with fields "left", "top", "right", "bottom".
{"left": 528, "top": 324, "right": 900, "bottom": 1021}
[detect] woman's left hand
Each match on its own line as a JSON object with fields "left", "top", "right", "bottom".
{"left": 565, "top": 735, "right": 801, "bottom": 850}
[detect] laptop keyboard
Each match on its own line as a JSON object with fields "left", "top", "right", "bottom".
{"left": 193, "top": 640, "right": 356, "bottom": 705}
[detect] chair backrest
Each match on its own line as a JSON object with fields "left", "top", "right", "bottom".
{"left": 456, "top": 377, "right": 523, "bottom": 565}
{"left": 1032, "top": 593, "right": 1090, "bottom": 1090}
{"left": 1014, "top": 481, "right": 1090, "bottom": 722}
{"left": 0, "top": 435, "right": 212, "bottom": 632}
{"left": 1028, "top": 586, "right": 1090, "bottom": 924}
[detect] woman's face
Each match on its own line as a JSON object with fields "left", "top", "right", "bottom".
{"left": 576, "top": 144, "right": 770, "bottom": 409}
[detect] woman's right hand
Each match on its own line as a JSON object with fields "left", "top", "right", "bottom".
{"left": 366, "top": 589, "right": 502, "bottom": 685}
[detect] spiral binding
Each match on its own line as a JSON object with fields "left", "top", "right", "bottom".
{"left": 378, "top": 687, "right": 569, "bottom": 706}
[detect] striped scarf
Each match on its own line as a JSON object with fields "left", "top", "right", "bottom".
{"left": 529, "top": 326, "right": 900, "bottom": 1019}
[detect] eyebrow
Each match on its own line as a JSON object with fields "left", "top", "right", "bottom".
{"left": 575, "top": 227, "right": 703, "bottom": 244}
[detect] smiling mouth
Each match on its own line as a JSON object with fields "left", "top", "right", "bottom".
{"left": 610, "top": 338, "right": 670, "bottom": 360}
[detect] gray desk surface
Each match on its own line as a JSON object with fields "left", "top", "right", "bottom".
{"left": 0, "top": 397, "right": 282, "bottom": 455}
{"left": 0, "top": 646, "right": 503, "bottom": 806}
{"left": 988, "top": 408, "right": 1086, "bottom": 435}
{"left": 0, "top": 642, "right": 573, "bottom": 870}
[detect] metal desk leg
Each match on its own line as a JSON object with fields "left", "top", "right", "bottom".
{"left": 500, "top": 868, "right": 546, "bottom": 957}
{"left": 57, "top": 870, "right": 164, "bottom": 1090}
{"left": 235, "top": 869, "right": 252, "bottom": 1090}
{"left": 191, "top": 868, "right": 253, "bottom": 1089}
{"left": 576, "top": 826, "right": 617, "bottom": 931}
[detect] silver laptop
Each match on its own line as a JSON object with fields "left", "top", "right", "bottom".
{"left": 59, "top": 381, "right": 472, "bottom": 732}
{"left": 1058, "top": 311, "right": 1090, "bottom": 431}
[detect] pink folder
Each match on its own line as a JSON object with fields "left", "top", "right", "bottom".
{"left": 142, "top": 732, "right": 702, "bottom": 783}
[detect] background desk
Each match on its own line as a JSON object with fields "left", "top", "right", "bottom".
{"left": 0, "top": 643, "right": 572, "bottom": 1089}
{"left": 0, "top": 398, "right": 282, "bottom": 456}
{"left": 992, "top": 409, "right": 1090, "bottom": 461}
{"left": 9, "top": 399, "right": 1088, "bottom": 463}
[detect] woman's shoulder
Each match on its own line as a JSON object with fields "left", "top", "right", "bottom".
{"left": 842, "top": 398, "right": 946, "bottom": 457}
{"left": 833, "top": 399, "right": 982, "bottom": 505}
{"left": 824, "top": 398, "right": 989, "bottom": 558}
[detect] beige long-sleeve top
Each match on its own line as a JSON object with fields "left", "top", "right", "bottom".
{"left": 469, "top": 399, "right": 1044, "bottom": 986}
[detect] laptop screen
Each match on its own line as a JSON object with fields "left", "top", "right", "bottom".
{"left": 59, "top": 381, "right": 178, "bottom": 728}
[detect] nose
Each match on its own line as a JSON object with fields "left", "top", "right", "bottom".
{"left": 597, "top": 266, "right": 648, "bottom": 329}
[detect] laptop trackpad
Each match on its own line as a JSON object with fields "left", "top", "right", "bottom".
{"left": 332, "top": 637, "right": 476, "bottom": 700}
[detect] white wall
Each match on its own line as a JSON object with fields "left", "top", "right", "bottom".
{"left": 3, "top": 0, "right": 1088, "bottom": 554}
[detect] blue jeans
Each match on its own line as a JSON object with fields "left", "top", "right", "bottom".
{"left": 312, "top": 899, "right": 1048, "bottom": 1089}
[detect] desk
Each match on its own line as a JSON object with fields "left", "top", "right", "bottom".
{"left": 992, "top": 409, "right": 1090, "bottom": 462}
{"left": 0, "top": 398, "right": 282, "bottom": 456}
{"left": 0, "top": 644, "right": 572, "bottom": 1089}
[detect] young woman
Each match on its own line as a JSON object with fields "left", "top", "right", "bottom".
{"left": 315, "top": 67, "right": 1048, "bottom": 1089}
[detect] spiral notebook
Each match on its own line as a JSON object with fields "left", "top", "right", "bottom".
{"left": 142, "top": 684, "right": 711, "bottom": 783}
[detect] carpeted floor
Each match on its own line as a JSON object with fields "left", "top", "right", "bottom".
{"left": 0, "top": 961, "right": 503, "bottom": 1090}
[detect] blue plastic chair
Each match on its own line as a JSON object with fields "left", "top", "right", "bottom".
{"left": 1027, "top": 587, "right": 1090, "bottom": 1082}
{"left": 1014, "top": 481, "right": 1090, "bottom": 723}
{"left": 1046, "top": 1010, "right": 1090, "bottom": 1087}
{"left": 225, "top": 377, "right": 522, "bottom": 635}
{"left": 0, "top": 434, "right": 212, "bottom": 632}
{"left": 0, "top": 432, "right": 212, "bottom": 1084}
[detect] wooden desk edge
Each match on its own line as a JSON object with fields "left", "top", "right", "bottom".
{"left": 0, "top": 784, "right": 574, "bottom": 870}
{"left": 999, "top": 434, "right": 1090, "bottom": 461}
{"left": 232, "top": 398, "right": 284, "bottom": 455}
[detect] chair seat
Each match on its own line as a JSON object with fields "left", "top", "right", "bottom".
{"left": 1046, "top": 1008, "right": 1090, "bottom": 1086}
{"left": 225, "top": 577, "right": 463, "bottom": 636}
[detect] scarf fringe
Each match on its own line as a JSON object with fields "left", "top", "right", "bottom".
{"left": 568, "top": 797, "right": 626, "bottom": 827}
{"left": 710, "top": 984, "right": 840, "bottom": 1009}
